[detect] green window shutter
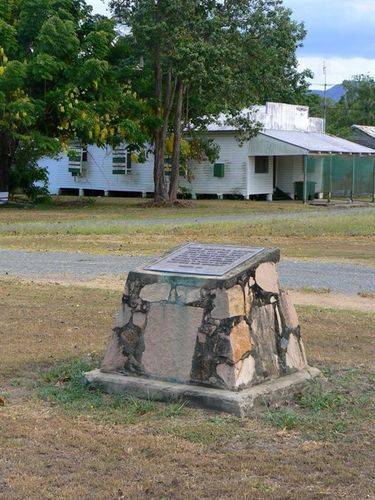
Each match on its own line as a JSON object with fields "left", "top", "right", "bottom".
{"left": 67, "top": 142, "right": 85, "bottom": 176}
{"left": 127, "top": 149, "right": 132, "bottom": 171}
{"left": 214, "top": 163, "right": 225, "bottom": 178}
{"left": 113, "top": 156, "right": 126, "bottom": 164}
{"left": 68, "top": 167, "right": 81, "bottom": 176}
{"left": 112, "top": 146, "right": 131, "bottom": 174}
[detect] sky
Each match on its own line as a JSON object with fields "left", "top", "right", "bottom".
{"left": 88, "top": 0, "right": 375, "bottom": 90}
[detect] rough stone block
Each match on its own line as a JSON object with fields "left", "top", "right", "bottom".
{"left": 286, "top": 333, "right": 308, "bottom": 371}
{"left": 279, "top": 290, "right": 299, "bottom": 330}
{"left": 235, "top": 356, "right": 256, "bottom": 389}
{"left": 204, "top": 353, "right": 257, "bottom": 391}
{"left": 142, "top": 303, "right": 204, "bottom": 383}
{"left": 101, "top": 333, "right": 126, "bottom": 373}
{"left": 176, "top": 286, "right": 201, "bottom": 304}
{"left": 228, "top": 320, "right": 253, "bottom": 363}
{"left": 140, "top": 283, "right": 171, "bottom": 302}
{"left": 133, "top": 312, "right": 147, "bottom": 329}
{"left": 212, "top": 285, "right": 245, "bottom": 319}
{"left": 250, "top": 304, "right": 281, "bottom": 380}
{"left": 255, "top": 262, "right": 279, "bottom": 293}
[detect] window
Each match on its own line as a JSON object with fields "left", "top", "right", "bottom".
{"left": 112, "top": 146, "right": 132, "bottom": 175}
{"left": 213, "top": 163, "right": 225, "bottom": 177}
{"left": 255, "top": 156, "right": 269, "bottom": 174}
{"left": 67, "top": 142, "right": 87, "bottom": 177}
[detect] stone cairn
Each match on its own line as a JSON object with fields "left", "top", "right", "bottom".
{"left": 101, "top": 248, "right": 308, "bottom": 392}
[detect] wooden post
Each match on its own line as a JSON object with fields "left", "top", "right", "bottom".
{"left": 303, "top": 156, "right": 308, "bottom": 204}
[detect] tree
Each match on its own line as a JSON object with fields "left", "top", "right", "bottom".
{"left": 0, "top": 0, "right": 151, "bottom": 202}
{"left": 326, "top": 75, "right": 375, "bottom": 137}
{"left": 9, "top": 143, "right": 50, "bottom": 202}
{"left": 110, "top": 0, "right": 311, "bottom": 203}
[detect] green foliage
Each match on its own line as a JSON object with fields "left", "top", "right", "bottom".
{"left": 0, "top": 0, "right": 152, "bottom": 194}
{"left": 8, "top": 141, "right": 56, "bottom": 202}
{"left": 37, "top": 16, "right": 79, "bottom": 59}
{"left": 110, "top": 0, "right": 311, "bottom": 200}
{"left": 326, "top": 75, "right": 375, "bottom": 137}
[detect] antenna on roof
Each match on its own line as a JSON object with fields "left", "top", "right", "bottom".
{"left": 323, "top": 61, "right": 327, "bottom": 132}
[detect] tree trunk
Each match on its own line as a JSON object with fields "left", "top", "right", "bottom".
{"left": 153, "top": 58, "right": 168, "bottom": 202}
{"left": 153, "top": 65, "right": 176, "bottom": 203}
{"left": 169, "top": 81, "right": 185, "bottom": 203}
{"left": 0, "top": 132, "right": 15, "bottom": 202}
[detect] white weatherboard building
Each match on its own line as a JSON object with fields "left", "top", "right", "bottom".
{"left": 41, "top": 102, "right": 375, "bottom": 201}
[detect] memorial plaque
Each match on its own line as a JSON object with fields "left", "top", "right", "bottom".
{"left": 144, "top": 243, "right": 265, "bottom": 276}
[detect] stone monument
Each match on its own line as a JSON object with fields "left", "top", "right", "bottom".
{"left": 86, "top": 243, "right": 320, "bottom": 416}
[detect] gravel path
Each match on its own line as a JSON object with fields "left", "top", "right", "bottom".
{"left": 0, "top": 206, "right": 373, "bottom": 233}
{"left": 1, "top": 249, "right": 374, "bottom": 295}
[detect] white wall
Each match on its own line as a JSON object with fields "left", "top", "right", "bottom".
{"left": 185, "top": 133, "right": 249, "bottom": 196}
{"left": 275, "top": 156, "right": 303, "bottom": 197}
{"left": 254, "top": 102, "right": 325, "bottom": 133}
{"left": 40, "top": 145, "right": 155, "bottom": 195}
{"left": 275, "top": 156, "right": 324, "bottom": 197}
{"left": 247, "top": 156, "right": 273, "bottom": 195}
{"left": 42, "top": 132, "right": 312, "bottom": 199}
{"left": 43, "top": 134, "right": 261, "bottom": 197}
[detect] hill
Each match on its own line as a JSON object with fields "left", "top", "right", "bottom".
{"left": 310, "top": 84, "right": 345, "bottom": 102}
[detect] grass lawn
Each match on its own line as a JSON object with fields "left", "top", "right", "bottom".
{"left": 0, "top": 202, "right": 374, "bottom": 264}
{"left": 1, "top": 280, "right": 374, "bottom": 498}
{"left": 0, "top": 195, "right": 312, "bottom": 224}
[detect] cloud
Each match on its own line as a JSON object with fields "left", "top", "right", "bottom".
{"left": 88, "top": 0, "right": 109, "bottom": 15}
{"left": 86, "top": 0, "right": 374, "bottom": 86}
{"left": 284, "top": 0, "right": 375, "bottom": 58}
{"left": 298, "top": 56, "right": 375, "bottom": 88}
{"left": 346, "top": 0, "right": 375, "bottom": 15}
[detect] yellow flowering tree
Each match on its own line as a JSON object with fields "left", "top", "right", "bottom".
{"left": 0, "top": 0, "right": 151, "bottom": 201}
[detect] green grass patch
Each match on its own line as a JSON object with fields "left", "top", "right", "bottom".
{"left": 36, "top": 357, "right": 244, "bottom": 445}
{"left": 36, "top": 357, "right": 374, "bottom": 445}
{"left": 262, "top": 367, "right": 374, "bottom": 440}
{"left": 1, "top": 210, "right": 374, "bottom": 238}
{"left": 37, "top": 358, "right": 169, "bottom": 425}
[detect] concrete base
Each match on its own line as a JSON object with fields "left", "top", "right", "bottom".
{"left": 85, "top": 367, "right": 321, "bottom": 417}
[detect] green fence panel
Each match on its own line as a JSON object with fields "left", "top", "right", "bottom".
{"left": 306, "top": 155, "right": 374, "bottom": 200}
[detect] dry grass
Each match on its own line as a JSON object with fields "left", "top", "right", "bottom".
{"left": 291, "top": 290, "right": 375, "bottom": 314}
{"left": 0, "top": 196, "right": 311, "bottom": 224}
{"left": 0, "top": 280, "right": 374, "bottom": 498}
{"left": 0, "top": 281, "right": 117, "bottom": 381}
{"left": 0, "top": 212, "right": 374, "bottom": 265}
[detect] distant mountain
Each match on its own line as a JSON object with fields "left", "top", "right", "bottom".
{"left": 310, "top": 84, "right": 345, "bottom": 102}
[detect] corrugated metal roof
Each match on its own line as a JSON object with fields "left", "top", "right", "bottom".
{"left": 352, "top": 125, "right": 375, "bottom": 139}
{"left": 260, "top": 130, "right": 375, "bottom": 155}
